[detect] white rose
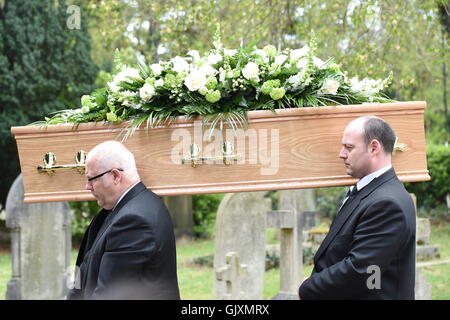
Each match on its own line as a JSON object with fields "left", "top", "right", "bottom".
{"left": 117, "top": 68, "right": 142, "bottom": 81}
{"left": 320, "top": 79, "right": 340, "bottom": 95}
{"left": 154, "top": 79, "right": 164, "bottom": 87}
{"left": 184, "top": 70, "right": 207, "bottom": 91}
{"left": 296, "top": 58, "right": 308, "bottom": 69}
{"left": 242, "top": 62, "right": 260, "bottom": 81}
{"left": 139, "top": 83, "right": 156, "bottom": 101}
{"left": 150, "top": 63, "right": 162, "bottom": 76}
{"left": 171, "top": 56, "right": 190, "bottom": 73}
{"left": 108, "top": 68, "right": 142, "bottom": 93}
{"left": 254, "top": 49, "right": 269, "bottom": 63}
{"left": 290, "top": 45, "right": 309, "bottom": 63}
{"left": 274, "top": 54, "right": 288, "bottom": 65}
{"left": 107, "top": 80, "right": 121, "bottom": 93}
{"left": 207, "top": 53, "right": 222, "bottom": 65}
{"left": 187, "top": 50, "right": 200, "bottom": 62}
{"left": 313, "top": 57, "right": 326, "bottom": 69}
{"left": 224, "top": 48, "right": 237, "bottom": 56}
{"left": 199, "top": 64, "right": 218, "bottom": 77}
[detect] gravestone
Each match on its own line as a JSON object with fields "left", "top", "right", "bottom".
{"left": 163, "top": 195, "right": 193, "bottom": 238}
{"left": 213, "top": 192, "right": 271, "bottom": 300}
{"left": 216, "top": 252, "right": 248, "bottom": 299}
{"left": 415, "top": 268, "right": 432, "bottom": 300}
{"left": 416, "top": 217, "right": 440, "bottom": 261}
{"left": 268, "top": 189, "right": 314, "bottom": 300}
{"left": 5, "top": 175, "right": 72, "bottom": 300}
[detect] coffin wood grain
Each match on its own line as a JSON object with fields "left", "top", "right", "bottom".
{"left": 11, "top": 101, "right": 430, "bottom": 203}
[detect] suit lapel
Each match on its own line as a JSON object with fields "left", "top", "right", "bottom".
{"left": 87, "top": 182, "right": 147, "bottom": 252}
{"left": 313, "top": 169, "right": 397, "bottom": 264}
{"left": 75, "top": 209, "right": 109, "bottom": 266}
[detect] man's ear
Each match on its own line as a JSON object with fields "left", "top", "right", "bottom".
{"left": 369, "top": 139, "right": 383, "bottom": 155}
{"left": 112, "top": 168, "right": 122, "bottom": 184}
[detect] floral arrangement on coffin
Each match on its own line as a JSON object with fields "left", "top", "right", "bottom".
{"left": 37, "top": 33, "right": 393, "bottom": 139}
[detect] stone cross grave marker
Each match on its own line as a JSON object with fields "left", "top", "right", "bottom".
{"left": 213, "top": 192, "right": 271, "bottom": 300}
{"left": 216, "top": 252, "right": 248, "bottom": 299}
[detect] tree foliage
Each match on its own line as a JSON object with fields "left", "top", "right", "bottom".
{"left": 81, "top": 0, "right": 449, "bottom": 144}
{"left": 0, "top": 0, "right": 98, "bottom": 204}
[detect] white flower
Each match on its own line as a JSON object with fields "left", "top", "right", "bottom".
{"left": 154, "top": 79, "right": 164, "bottom": 87}
{"left": 171, "top": 56, "right": 190, "bottom": 73}
{"left": 81, "top": 105, "right": 90, "bottom": 113}
{"left": 290, "top": 45, "right": 309, "bottom": 63}
{"left": 199, "top": 64, "right": 218, "bottom": 77}
{"left": 207, "top": 53, "right": 222, "bottom": 65}
{"left": 187, "top": 50, "right": 200, "bottom": 62}
{"left": 274, "top": 54, "right": 288, "bottom": 65}
{"left": 313, "top": 57, "right": 326, "bottom": 69}
{"left": 320, "top": 79, "right": 340, "bottom": 95}
{"left": 184, "top": 70, "right": 207, "bottom": 91}
{"left": 224, "top": 48, "right": 237, "bottom": 56}
{"left": 296, "top": 58, "right": 308, "bottom": 69}
{"left": 350, "top": 77, "right": 383, "bottom": 96}
{"left": 139, "top": 83, "right": 156, "bottom": 102}
{"left": 242, "top": 62, "right": 260, "bottom": 81}
{"left": 107, "top": 81, "right": 121, "bottom": 93}
{"left": 150, "top": 63, "right": 162, "bottom": 76}
{"left": 254, "top": 49, "right": 269, "bottom": 63}
{"left": 108, "top": 68, "right": 142, "bottom": 93}
{"left": 219, "top": 68, "right": 226, "bottom": 82}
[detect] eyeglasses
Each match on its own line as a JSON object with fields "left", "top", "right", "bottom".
{"left": 87, "top": 168, "right": 124, "bottom": 182}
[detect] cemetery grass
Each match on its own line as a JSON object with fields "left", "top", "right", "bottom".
{"left": 0, "top": 224, "right": 449, "bottom": 299}
{"left": 420, "top": 220, "right": 450, "bottom": 300}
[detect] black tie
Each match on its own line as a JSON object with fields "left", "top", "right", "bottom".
{"left": 346, "top": 185, "right": 358, "bottom": 199}
{"left": 338, "top": 185, "right": 358, "bottom": 213}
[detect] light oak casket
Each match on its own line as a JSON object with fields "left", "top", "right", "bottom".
{"left": 11, "top": 101, "right": 430, "bottom": 203}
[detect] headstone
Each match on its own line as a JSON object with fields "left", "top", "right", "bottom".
{"left": 5, "top": 175, "right": 71, "bottom": 300}
{"left": 213, "top": 192, "right": 270, "bottom": 300}
{"left": 415, "top": 268, "right": 431, "bottom": 300}
{"left": 416, "top": 218, "right": 431, "bottom": 245}
{"left": 216, "top": 252, "right": 248, "bottom": 299}
{"left": 268, "top": 189, "right": 315, "bottom": 300}
{"left": 163, "top": 195, "right": 193, "bottom": 238}
{"left": 413, "top": 197, "right": 440, "bottom": 261}
{"left": 302, "top": 211, "right": 317, "bottom": 230}
{"left": 267, "top": 209, "right": 302, "bottom": 300}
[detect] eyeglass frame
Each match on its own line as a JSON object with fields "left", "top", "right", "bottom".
{"left": 87, "top": 168, "right": 124, "bottom": 182}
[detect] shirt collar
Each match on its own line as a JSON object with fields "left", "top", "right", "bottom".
{"left": 355, "top": 165, "right": 392, "bottom": 192}
{"left": 112, "top": 181, "right": 140, "bottom": 212}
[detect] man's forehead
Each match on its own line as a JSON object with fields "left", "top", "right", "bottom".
{"left": 342, "top": 125, "right": 364, "bottom": 143}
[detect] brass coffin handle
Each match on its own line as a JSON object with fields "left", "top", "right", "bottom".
{"left": 37, "top": 150, "right": 86, "bottom": 175}
{"left": 181, "top": 142, "right": 241, "bottom": 167}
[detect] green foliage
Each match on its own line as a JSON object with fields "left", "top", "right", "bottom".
{"left": 405, "top": 144, "right": 450, "bottom": 211}
{"left": 192, "top": 193, "right": 225, "bottom": 238}
{"left": 0, "top": 0, "right": 98, "bottom": 205}
{"left": 316, "top": 186, "right": 347, "bottom": 219}
{"left": 69, "top": 201, "right": 100, "bottom": 243}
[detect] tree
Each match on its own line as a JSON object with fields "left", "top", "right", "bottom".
{"left": 0, "top": 0, "right": 98, "bottom": 205}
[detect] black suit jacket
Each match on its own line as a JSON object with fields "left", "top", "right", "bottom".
{"left": 67, "top": 182, "right": 180, "bottom": 300}
{"left": 299, "top": 168, "right": 416, "bottom": 299}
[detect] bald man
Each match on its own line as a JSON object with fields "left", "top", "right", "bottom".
{"left": 299, "top": 116, "right": 416, "bottom": 299}
{"left": 67, "top": 141, "right": 180, "bottom": 300}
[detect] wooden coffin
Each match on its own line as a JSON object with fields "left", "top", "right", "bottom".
{"left": 11, "top": 101, "right": 429, "bottom": 203}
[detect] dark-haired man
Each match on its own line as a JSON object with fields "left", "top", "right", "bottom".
{"left": 299, "top": 116, "right": 416, "bottom": 299}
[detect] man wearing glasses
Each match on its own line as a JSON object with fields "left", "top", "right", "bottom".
{"left": 67, "top": 140, "right": 180, "bottom": 300}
